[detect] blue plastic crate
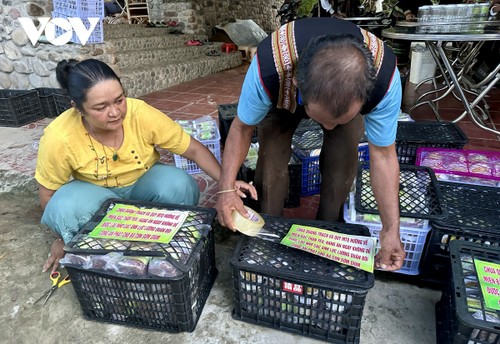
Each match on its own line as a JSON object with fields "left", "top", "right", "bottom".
{"left": 53, "top": 0, "right": 104, "bottom": 17}
{"left": 52, "top": 12, "right": 104, "bottom": 45}
{"left": 357, "top": 143, "right": 370, "bottom": 162}
{"left": 294, "top": 143, "right": 371, "bottom": 197}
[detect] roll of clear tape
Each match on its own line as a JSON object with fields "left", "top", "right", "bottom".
{"left": 232, "top": 206, "right": 265, "bottom": 237}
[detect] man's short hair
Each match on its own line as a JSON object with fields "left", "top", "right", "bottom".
{"left": 296, "top": 34, "right": 377, "bottom": 117}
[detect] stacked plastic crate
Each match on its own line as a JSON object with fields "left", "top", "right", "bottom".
{"left": 436, "top": 241, "right": 500, "bottom": 343}
{"left": 62, "top": 198, "right": 217, "bottom": 332}
{"left": 231, "top": 215, "right": 374, "bottom": 343}
{"left": 0, "top": 90, "right": 42, "bottom": 127}
{"left": 291, "top": 121, "right": 466, "bottom": 197}
{"left": 395, "top": 122, "right": 468, "bottom": 164}
{"left": 36, "top": 88, "right": 72, "bottom": 118}
{"left": 419, "top": 182, "right": 500, "bottom": 285}
{"left": 52, "top": 0, "right": 104, "bottom": 45}
{"left": 174, "top": 116, "right": 221, "bottom": 174}
{"left": 292, "top": 128, "right": 323, "bottom": 196}
{"left": 344, "top": 162, "right": 446, "bottom": 275}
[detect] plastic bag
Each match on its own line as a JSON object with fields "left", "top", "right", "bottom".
{"left": 148, "top": 257, "right": 181, "bottom": 278}
{"left": 113, "top": 256, "right": 150, "bottom": 276}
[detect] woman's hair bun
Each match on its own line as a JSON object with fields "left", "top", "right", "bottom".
{"left": 55, "top": 59, "right": 79, "bottom": 90}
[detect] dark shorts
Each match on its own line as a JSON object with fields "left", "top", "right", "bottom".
{"left": 255, "top": 107, "right": 364, "bottom": 221}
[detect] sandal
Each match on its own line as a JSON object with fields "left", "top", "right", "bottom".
{"left": 205, "top": 48, "right": 220, "bottom": 56}
{"left": 186, "top": 39, "right": 203, "bottom": 46}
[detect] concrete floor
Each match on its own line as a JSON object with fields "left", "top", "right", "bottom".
{"left": 3, "top": 49, "right": 500, "bottom": 344}
{"left": 0, "top": 104, "right": 442, "bottom": 344}
{"left": 18, "top": 59, "right": 500, "bottom": 342}
{"left": 0, "top": 192, "right": 440, "bottom": 344}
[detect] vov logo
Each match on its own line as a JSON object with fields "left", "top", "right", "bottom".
{"left": 19, "top": 17, "right": 100, "bottom": 46}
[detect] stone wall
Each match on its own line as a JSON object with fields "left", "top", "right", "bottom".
{"left": 161, "top": 0, "right": 282, "bottom": 36}
{"left": 0, "top": 0, "right": 108, "bottom": 90}
{"left": 147, "top": 0, "right": 166, "bottom": 23}
{"left": 0, "top": 0, "right": 281, "bottom": 90}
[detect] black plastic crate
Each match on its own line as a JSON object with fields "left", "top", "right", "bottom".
{"left": 36, "top": 87, "right": 71, "bottom": 118}
{"left": 65, "top": 198, "right": 216, "bottom": 259}
{"left": 436, "top": 291, "right": 454, "bottom": 344}
{"left": 395, "top": 122, "right": 468, "bottom": 164}
{"left": 292, "top": 121, "right": 468, "bottom": 167}
{"left": 230, "top": 215, "right": 374, "bottom": 343}
{"left": 355, "top": 162, "right": 446, "bottom": 220}
{"left": 63, "top": 199, "right": 217, "bottom": 332}
{"left": 37, "top": 88, "right": 72, "bottom": 118}
{"left": 420, "top": 183, "right": 500, "bottom": 285}
{"left": 0, "top": 89, "right": 43, "bottom": 127}
{"left": 237, "top": 154, "right": 302, "bottom": 209}
{"left": 217, "top": 103, "right": 258, "bottom": 146}
{"left": 54, "top": 91, "right": 72, "bottom": 114}
{"left": 435, "top": 286, "right": 498, "bottom": 344}
{"left": 65, "top": 230, "right": 217, "bottom": 332}
{"left": 444, "top": 241, "right": 500, "bottom": 343}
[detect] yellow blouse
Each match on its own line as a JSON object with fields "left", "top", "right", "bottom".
{"left": 35, "top": 98, "right": 191, "bottom": 190}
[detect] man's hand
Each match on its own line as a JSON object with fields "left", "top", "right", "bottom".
{"left": 42, "top": 238, "right": 65, "bottom": 272}
{"left": 216, "top": 191, "right": 250, "bottom": 231}
{"left": 375, "top": 230, "right": 405, "bottom": 271}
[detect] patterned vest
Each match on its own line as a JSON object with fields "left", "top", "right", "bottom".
{"left": 257, "top": 17, "right": 397, "bottom": 114}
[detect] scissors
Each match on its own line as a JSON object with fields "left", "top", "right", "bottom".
{"left": 34, "top": 271, "right": 71, "bottom": 305}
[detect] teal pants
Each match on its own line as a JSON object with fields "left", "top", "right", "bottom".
{"left": 41, "top": 164, "right": 200, "bottom": 243}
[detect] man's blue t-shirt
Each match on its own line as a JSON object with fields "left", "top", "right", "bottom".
{"left": 238, "top": 56, "right": 402, "bottom": 147}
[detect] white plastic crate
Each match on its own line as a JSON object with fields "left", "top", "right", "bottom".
{"left": 174, "top": 116, "right": 221, "bottom": 174}
{"left": 343, "top": 193, "right": 431, "bottom": 275}
{"left": 52, "top": 12, "right": 104, "bottom": 45}
{"left": 53, "top": 0, "right": 104, "bottom": 17}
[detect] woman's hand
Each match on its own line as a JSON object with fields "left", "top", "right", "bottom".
{"left": 234, "top": 180, "right": 258, "bottom": 200}
{"left": 42, "top": 238, "right": 65, "bottom": 272}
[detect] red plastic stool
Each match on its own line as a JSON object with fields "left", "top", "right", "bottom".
{"left": 221, "top": 43, "right": 237, "bottom": 53}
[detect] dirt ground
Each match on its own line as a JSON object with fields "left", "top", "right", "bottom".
{"left": 0, "top": 187, "right": 441, "bottom": 344}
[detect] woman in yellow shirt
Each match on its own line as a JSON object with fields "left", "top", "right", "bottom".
{"left": 36, "top": 58, "right": 256, "bottom": 272}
